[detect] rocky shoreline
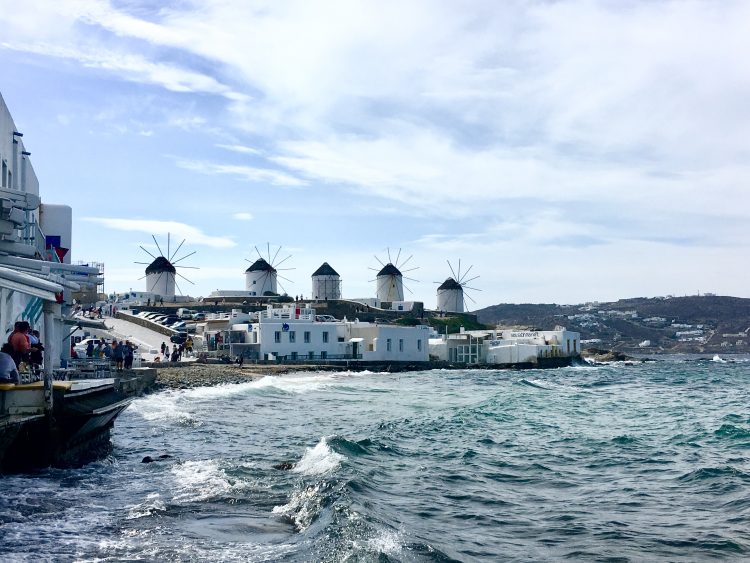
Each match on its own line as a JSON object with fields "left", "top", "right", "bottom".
{"left": 153, "top": 363, "right": 352, "bottom": 390}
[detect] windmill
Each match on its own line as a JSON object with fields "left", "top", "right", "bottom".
{"left": 312, "top": 262, "right": 341, "bottom": 300}
{"left": 135, "top": 233, "right": 198, "bottom": 298}
{"left": 370, "top": 248, "right": 418, "bottom": 302}
{"left": 245, "top": 243, "right": 294, "bottom": 296}
{"left": 436, "top": 259, "right": 480, "bottom": 313}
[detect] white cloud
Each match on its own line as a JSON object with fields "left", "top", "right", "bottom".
{"left": 174, "top": 158, "right": 306, "bottom": 187}
{"left": 83, "top": 217, "right": 236, "bottom": 248}
{"left": 232, "top": 212, "right": 253, "bottom": 221}
{"left": 216, "top": 144, "right": 262, "bottom": 155}
{"left": 6, "top": 0, "right": 750, "bottom": 302}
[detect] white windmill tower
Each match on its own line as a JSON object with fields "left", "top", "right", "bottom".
{"left": 244, "top": 243, "right": 294, "bottom": 296}
{"left": 136, "top": 234, "right": 198, "bottom": 299}
{"left": 312, "top": 262, "right": 341, "bottom": 300}
{"left": 436, "top": 260, "right": 480, "bottom": 313}
{"left": 371, "top": 248, "right": 418, "bottom": 302}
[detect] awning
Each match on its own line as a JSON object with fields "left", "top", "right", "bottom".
{"left": 0, "top": 265, "right": 63, "bottom": 301}
{"left": 349, "top": 338, "right": 364, "bottom": 343}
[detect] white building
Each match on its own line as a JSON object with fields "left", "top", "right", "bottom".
{"left": 436, "top": 277, "right": 464, "bottom": 313}
{"left": 145, "top": 256, "right": 176, "bottom": 298}
{"left": 0, "top": 91, "right": 102, "bottom": 371}
{"left": 245, "top": 258, "right": 277, "bottom": 296}
{"left": 311, "top": 262, "right": 341, "bottom": 300}
{"left": 429, "top": 326, "right": 581, "bottom": 366}
{"left": 221, "top": 304, "right": 429, "bottom": 363}
{"left": 375, "top": 263, "right": 404, "bottom": 302}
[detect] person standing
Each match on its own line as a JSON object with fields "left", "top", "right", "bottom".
{"left": 86, "top": 339, "right": 95, "bottom": 358}
{"left": 123, "top": 340, "right": 136, "bottom": 370}
{"left": 112, "top": 340, "right": 124, "bottom": 371}
{"left": 103, "top": 340, "right": 113, "bottom": 360}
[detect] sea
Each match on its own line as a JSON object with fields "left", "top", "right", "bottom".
{"left": 1, "top": 357, "right": 750, "bottom": 562}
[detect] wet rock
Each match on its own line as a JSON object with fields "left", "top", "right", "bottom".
{"left": 273, "top": 462, "right": 295, "bottom": 470}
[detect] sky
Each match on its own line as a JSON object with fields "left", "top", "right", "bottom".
{"left": 1, "top": 0, "right": 748, "bottom": 309}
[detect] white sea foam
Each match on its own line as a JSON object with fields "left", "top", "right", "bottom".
{"left": 272, "top": 437, "right": 346, "bottom": 530}
{"left": 366, "top": 529, "right": 404, "bottom": 557}
{"left": 128, "top": 393, "right": 198, "bottom": 425}
{"left": 181, "top": 380, "right": 260, "bottom": 401}
{"left": 272, "top": 482, "right": 325, "bottom": 530}
{"left": 252, "top": 372, "right": 340, "bottom": 394}
{"left": 126, "top": 492, "right": 166, "bottom": 520}
{"left": 713, "top": 354, "right": 727, "bottom": 363}
{"left": 170, "top": 459, "right": 235, "bottom": 503}
{"left": 293, "top": 437, "right": 344, "bottom": 476}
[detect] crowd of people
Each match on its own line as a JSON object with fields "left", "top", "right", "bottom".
{"left": 0, "top": 321, "right": 45, "bottom": 383}
{"left": 75, "top": 337, "right": 139, "bottom": 371}
{"left": 155, "top": 337, "right": 194, "bottom": 363}
{"left": 0, "top": 318, "right": 199, "bottom": 383}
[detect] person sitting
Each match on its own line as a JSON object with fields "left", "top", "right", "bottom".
{"left": 8, "top": 321, "right": 30, "bottom": 369}
{"left": 0, "top": 347, "right": 20, "bottom": 384}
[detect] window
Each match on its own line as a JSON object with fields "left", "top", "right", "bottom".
{"left": 1, "top": 161, "right": 6, "bottom": 188}
{"left": 322, "top": 331, "right": 329, "bottom": 343}
{"left": 253, "top": 280, "right": 257, "bottom": 284}
{"left": 289, "top": 331, "right": 296, "bottom": 343}
{"left": 386, "top": 338, "right": 392, "bottom": 352}
{"left": 321, "top": 351, "right": 327, "bottom": 359}
{"left": 337, "top": 336, "right": 345, "bottom": 342}
{"left": 291, "top": 351, "right": 298, "bottom": 360}
{"left": 417, "top": 339, "right": 422, "bottom": 351}
{"left": 399, "top": 339, "right": 404, "bottom": 352}
{"left": 304, "top": 331, "right": 310, "bottom": 343}
{"left": 274, "top": 331, "right": 281, "bottom": 343}
{"left": 308, "top": 351, "right": 314, "bottom": 359}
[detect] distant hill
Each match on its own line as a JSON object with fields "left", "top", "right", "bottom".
{"left": 474, "top": 295, "right": 750, "bottom": 354}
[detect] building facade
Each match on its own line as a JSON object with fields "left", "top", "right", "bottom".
{"left": 223, "top": 305, "right": 429, "bottom": 362}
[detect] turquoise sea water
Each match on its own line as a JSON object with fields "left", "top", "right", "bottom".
{"left": 1, "top": 358, "right": 750, "bottom": 561}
